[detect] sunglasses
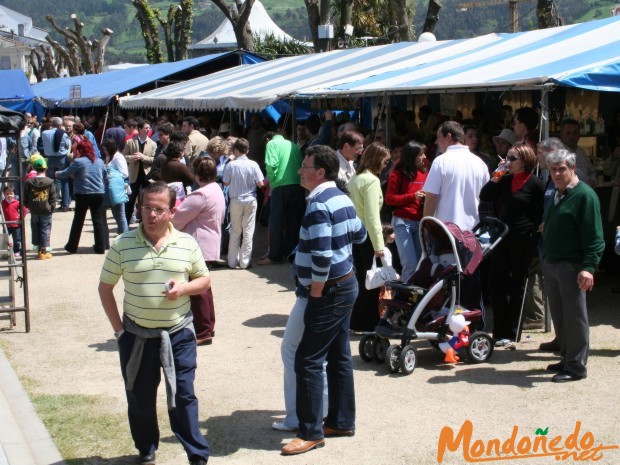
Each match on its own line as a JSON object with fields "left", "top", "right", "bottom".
{"left": 507, "top": 155, "right": 519, "bottom": 162}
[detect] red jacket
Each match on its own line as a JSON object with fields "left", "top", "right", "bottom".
{"left": 1, "top": 198, "right": 27, "bottom": 229}
{"left": 385, "top": 168, "right": 427, "bottom": 221}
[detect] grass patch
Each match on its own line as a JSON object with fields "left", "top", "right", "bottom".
{"left": 26, "top": 388, "right": 135, "bottom": 463}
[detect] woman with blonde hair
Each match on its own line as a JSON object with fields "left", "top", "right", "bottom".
{"left": 348, "top": 142, "right": 391, "bottom": 331}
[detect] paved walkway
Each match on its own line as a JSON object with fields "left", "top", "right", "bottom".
{"left": 0, "top": 348, "right": 64, "bottom": 465}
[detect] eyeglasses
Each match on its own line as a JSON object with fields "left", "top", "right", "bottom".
{"left": 141, "top": 206, "right": 170, "bottom": 216}
{"left": 300, "top": 164, "right": 318, "bottom": 170}
{"left": 507, "top": 156, "right": 519, "bottom": 162}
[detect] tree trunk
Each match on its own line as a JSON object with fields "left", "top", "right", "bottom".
{"left": 132, "top": 0, "right": 164, "bottom": 64}
{"left": 29, "top": 49, "right": 45, "bottom": 82}
{"left": 391, "top": 0, "right": 412, "bottom": 41}
{"left": 211, "top": 0, "right": 255, "bottom": 51}
{"left": 94, "top": 29, "right": 113, "bottom": 74}
{"left": 422, "top": 0, "right": 442, "bottom": 34}
{"left": 537, "top": 0, "right": 563, "bottom": 29}
{"left": 340, "top": 0, "right": 354, "bottom": 37}
{"left": 304, "top": 0, "right": 321, "bottom": 52}
{"left": 174, "top": 0, "right": 193, "bottom": 60}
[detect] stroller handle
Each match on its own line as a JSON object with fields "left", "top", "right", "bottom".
{"left": 473, "top": 217, "right": 509, "bottom": 256}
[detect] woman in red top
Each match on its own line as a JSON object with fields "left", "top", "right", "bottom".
{"left": 385, "top": 141, "right": 428, "bottom": 282}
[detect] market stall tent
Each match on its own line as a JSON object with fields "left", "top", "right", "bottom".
{"left": 0, "top": 69, "right": 43, "bottom": 116}
{"left": 119, "top": 15, "right": 620, "bottom": 112}
{"left": 32, "top": 50, "right": 264, "bottom": 109}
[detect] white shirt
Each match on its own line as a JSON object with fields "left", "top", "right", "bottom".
{"left": 336, "top": 150, "right": 355, "bottom": 183}
{"left": 108, "top": 151, "right": 129, "bottom": 179}
{"left": 423, "top": 144, "right": 489, "bottom": 231}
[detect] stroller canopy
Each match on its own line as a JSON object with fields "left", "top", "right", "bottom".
{"left": 419, "top": 217, "right": 483, "bottom": 276}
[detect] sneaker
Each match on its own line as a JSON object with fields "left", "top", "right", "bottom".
{"left": 32, "top": 245, "right": 38, "bottom": 252}
{"left": 37, "top": 251, "right": 53, "bottom": 260}
{"left": 494, "top": 338, "right": 512, "bottom": 347}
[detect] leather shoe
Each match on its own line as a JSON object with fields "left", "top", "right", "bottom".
{"left": 546, "top": 362, "right": 564, "bottom": 372}
{"left": 138, "top": 452, "right": 156, "bottom": 464}
{"left": 552, "top": 371, "right": 586, "bottom": 383}
{"left": 281, "top": 438, "right": 325, "bottom": 455}
{"left": 190, "top": 459, "right": 207, "bottom": 465}
{"left": 539, "top": 339, "right": 559, "bottom": 352}
{"left": 323, "top": 424, "right": 355, "bottom": 437}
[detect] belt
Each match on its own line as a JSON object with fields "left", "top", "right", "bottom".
{"left": 323, "top": 270, "right": 354, "bottom": 288}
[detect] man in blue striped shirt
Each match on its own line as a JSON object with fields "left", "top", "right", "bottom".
{"left": 281, "top": 145, "right": 366, "bottom": 456}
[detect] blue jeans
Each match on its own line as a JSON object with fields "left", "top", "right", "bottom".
{"left": 30, "top": 214, "right": 52, "bottom": 248}
{"left": 8, "top": 227, "right": 22, "bottom": 254}
{"left": 281, "top": 295, "right": 328, "bottom": 429}
{"left": 295, "top": 275, "right": 358, "bottom": 440}
{"left": 111, "top": 203, "right": 129, "bottom": 235}
{"left": 392, "top": 216, "right": 421, "bottom": 282}
{"left": 46, "top": 156, "right": 71, "bottom": 209}
{"left": 118, "top": 327, "right": 210, "bottom": 461}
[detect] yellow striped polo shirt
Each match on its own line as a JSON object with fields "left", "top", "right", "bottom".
{"left": 99, "top": 223, "right": 209, "bottom": 328}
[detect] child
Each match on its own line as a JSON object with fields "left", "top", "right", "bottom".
{"left": 24, "top": 158, "right": 56, "bottom": 260}
{"left": 1, "top": 186, "right": 26, "bottom": 257}
{"left": 378, "top": 224, "right": 398, "bottom": 317}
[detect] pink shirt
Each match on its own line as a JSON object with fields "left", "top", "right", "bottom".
{"left": 171, "top": 182, "right": 226, "bottom": 261}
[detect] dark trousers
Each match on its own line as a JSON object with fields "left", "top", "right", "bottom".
{"left": 350, "top": 236, "right": 380, "bottom": 332}
{"left": 541, "top": 260, "right": 589, "bottom": 377}
{"left": 65, "top": 193, "right": 108, "bottom": 253}
{"left": 125, "top": 174, "right": 148, "bottom": 224}
{"left": 267, "top": 184, "right": 305, "bottom": 261}
{"left": 295, "top": 275, "right": 358, "bottom": 440}
{"left": 117, "top": 327, "right": 210, "bottom": 461}
{"left": 490, "top": 239, "right": 531, "bottom": 340}
{"left": 8, "top": 227, "right": 22, "bottom": 254}
{"left": 190, "top": 287, "right": 216, "bottom": 340}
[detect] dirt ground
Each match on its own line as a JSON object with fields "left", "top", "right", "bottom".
{"left": 1, "top": 209, "right": 619, "bottom": 465}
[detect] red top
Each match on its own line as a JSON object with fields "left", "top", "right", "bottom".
{"left": 511, "top": 171, "right": 531, "bottom": 194}
{"left": 386, "top": 168, "right": 428, "bottom": 221}
{"left": 1, "top": 198, "right": 27, "bottom": 229}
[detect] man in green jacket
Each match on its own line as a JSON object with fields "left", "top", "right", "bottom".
{"left": 541, "top": 149, "right": 604, "bottom": 383}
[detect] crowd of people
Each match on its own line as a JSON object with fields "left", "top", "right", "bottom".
{"left": 1, "top": 103, "right": 619, "bottom": 463}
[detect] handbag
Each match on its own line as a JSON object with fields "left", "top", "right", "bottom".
{"left": 365, "top": 257, "right": 399, "bottom": 290}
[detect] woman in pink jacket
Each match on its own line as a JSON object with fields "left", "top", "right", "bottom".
{"left": 172, "top": 156, "right": 225, "bottom": 345}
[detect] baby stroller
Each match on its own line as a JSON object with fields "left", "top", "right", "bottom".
{"left": 358, "top": 216, "right": 508, "bottom": 375}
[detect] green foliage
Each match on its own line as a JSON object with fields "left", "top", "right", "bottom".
{"left": 1, "top": 0, "right": 617, "bottom": 63}
{"left": 253, "top": 33, "right": 313, "bottom": 59}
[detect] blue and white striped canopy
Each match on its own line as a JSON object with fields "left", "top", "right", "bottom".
{"left": 120, "top": 16, "right": 620, "bottom": 112}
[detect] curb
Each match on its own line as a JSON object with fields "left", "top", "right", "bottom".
{"left": 0, "top": 348, "right": 65, "bottom": 465}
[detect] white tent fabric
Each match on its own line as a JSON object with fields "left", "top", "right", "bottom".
{"left": 191, "top": 0, "right": 296, "bottom": 51}
{"left": 120, "top": 16, "right": 620, "bottom": 112}
{"left": 298, "top": 15, "right": 620, "bottom": 96}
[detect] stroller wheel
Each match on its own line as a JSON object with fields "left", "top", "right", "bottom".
{"left": 385, "top": 344, "right": 402, "bottom": 373}
{"left": 374, "top": 338, "right": 389, "bottom": 363}
{"left": 466, "top": 332, "right": 494, "bottom": 363}
{"left": 400, "top": 345, "right": 417, "bottom": 375}
{"left": 359, "top": 334, "right": 376, "bottom": 362}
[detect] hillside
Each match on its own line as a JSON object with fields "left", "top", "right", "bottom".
{"left": 1, "top": 0, "right": 617, "bottom": 64}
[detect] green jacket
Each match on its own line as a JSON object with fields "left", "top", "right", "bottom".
{"left": 542, "top": 181, "right": 604, "bottom": 273}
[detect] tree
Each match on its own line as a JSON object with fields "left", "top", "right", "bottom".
{"left": 132, "top": 0, "right": 194, "bottom": 63}
{"left": 132, "top": 0, "right": 164, "bottom": 63}
{"left": 210, "top": 0, "right": 256, "bottom": 51}
{"left": 253, "top": 33, "right": 313, "bottom": 60}
{"left": 537, "top": 0, "right": 563, "bottom": 29}
{"left": 422, "top": 0, "right": 442, "bottom": 34}
{"left": 28, "top": 13, "right": 113, "bottom": 81}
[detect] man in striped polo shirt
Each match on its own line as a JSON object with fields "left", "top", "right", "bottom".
{"left": 281, "top": 145, "right": 366, "bottom": 456}
{"left": 98, "top": 182, "right": 210, "bottom": 465}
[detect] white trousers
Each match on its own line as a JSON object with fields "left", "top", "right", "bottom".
{"left": 280, "top": 296, "right": 328, "bottom": 429}
{"left": 227, "top": 197, "right": 257, "bottom": 269}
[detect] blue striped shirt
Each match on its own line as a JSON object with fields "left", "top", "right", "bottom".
{"left": 295, "top": 181, "right": 366, "bottom": 285}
